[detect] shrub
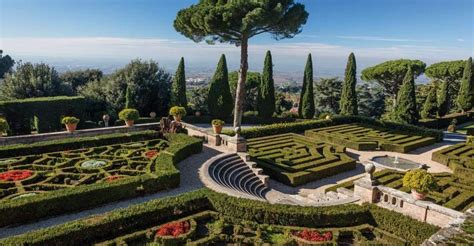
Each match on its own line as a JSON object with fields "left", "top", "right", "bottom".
{"left": 211, "top": 119, "right": 225, "bottom": 126}
{"left": 169, "top": 106, "right": 187, "bottom": 117}
{"left": 402, "top": 169, "right": 438, "bottom": 193}
{"left": 61, "top": 116, "right": 80, "bottom": 125}
{"left": 119, "top": 108, "right": 139, "bottom": 121}
{"left": 0, "top": 118, "right": 9, "bottom": 133}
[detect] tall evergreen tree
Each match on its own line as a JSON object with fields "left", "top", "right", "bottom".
{"left": 299, "top": 54, "right": 315, "bottom": 119}
{"left": 258, "top": 51, "right": 276, "bottom": 118}
{"left": 340, "top": 53, "right": 358, "bottom": 116}
{"left": 208, "top": 55, "right": 233, "bottom": 119}
{"left": 457, "top": 57, "right": 473, "bottom": 113}
{"left": 171, "top": 57, "right": 188, "bottom": 107}
{"left": 438, "top": 80, "right": 449, "bottom": 117}
{"left": 421, "top": 86, "right": 438, "bottom": 119}
{"left": 392, "top": 67, "right": 419, "bottom": 124}
{"left": 125, "top": 84, "right": 133, "bottom": 109}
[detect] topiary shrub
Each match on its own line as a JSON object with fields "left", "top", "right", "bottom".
{"left": 119, "top": 108, "right": 140, "bottom": 121}
{"left": 402, "top": 169, "right": 438, "bottom": 193}
{"left": 169, "top": 106, "right": 187, "bottom": 117}
{"left": 0, "top": 118, "right": 9, "bottom": 134}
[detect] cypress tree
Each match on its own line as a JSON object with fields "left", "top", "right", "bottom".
{"left": 208, "top": 54, "right": 233, "bottom": 118}
{"left": 258, "top": 51, "right": 276, "bottom": 118}
{"left": 421, "top": 86, "right": 438, "bottom": 119}
{"left": 299, "top": 54, "right": 315, "bottom": 119}
{"left": 393, "top": 67, "right": 419, "bottom": 124}
{"left": 457, "top": 57, "right": 473, "bottom": 113}
{"left": 438, "top": 80, "right": 449, "bottom": 117}
{"left": 340, "top": 53, "right": 358, "bottom": 116}
{"left": 171, "top": 57, "right": 188, "bottom": 107}
{"left": 125, "top": 84, "right": 133, "bottom": 109}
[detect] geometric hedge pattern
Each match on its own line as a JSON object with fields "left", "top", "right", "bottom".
{"left": 305, "top": 123, "right": 437, "bottom": 153}
{"left": 432, "top": 141, "right": 474, "bottom": 182}
{"left": 0, "top": 139, "right": 168, "bottom": 201}
{"left": 248, "top": 133, "right": 356, "bottom": 186}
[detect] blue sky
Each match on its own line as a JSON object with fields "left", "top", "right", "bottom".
{"left": 0, "top": 0, "right": 473, "bottom": 75}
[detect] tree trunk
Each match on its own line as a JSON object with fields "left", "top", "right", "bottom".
{"left": 233, "top": 38, "right": 248, "bottom": 128}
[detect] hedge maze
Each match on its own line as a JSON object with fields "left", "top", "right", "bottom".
{"left": 305, "top": 123, "right": 437, "bottom": 153}
{"left": 327, "top": 169, "right": 474, "bottom": 212}
{"left": 247, "top": 133, "right": 356, "bottom": 186}
{"left": 0, "top": 139, "right": 169, "bottom": 201}
{"left": 432, "top": 138, "right": 474, "bottom": 183}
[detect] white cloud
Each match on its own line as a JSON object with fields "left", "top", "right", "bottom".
{"left": 457, "top": 38, "right": 465, "bottom": 42}
{"left": 336, "top": 35, "right": 432, "bottom": 42}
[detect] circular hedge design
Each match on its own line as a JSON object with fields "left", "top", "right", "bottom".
{"left": 80, "top": 160, "right": 108, "bottom": 169}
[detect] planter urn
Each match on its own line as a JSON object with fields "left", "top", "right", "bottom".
{"left": 149, "top": 112, "right": 157, "bottom": 119}
{"left": 173, "top": 115, "right": 182, "bottom": 122}
{"left": 125, "top": 120, "right": 135, "bottom": 127}
{"left": 411, "top": 189, "right": 427, "bottom": 200}
{"left": 213, "top": 125, "right": 223, "bottom": 134}
{"left": 65, "top": 124, "right": 77, "bottom": 133}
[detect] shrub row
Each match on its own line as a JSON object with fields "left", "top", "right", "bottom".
{"left": 0, "top": 96, "right": 86, "bottom": 135}
{"left": 0, "top": 189, "right": 439, "bottom": 245}
{"left": 0, "top": 133, "right": 202, "bottom": 227}
{"left": 0, "top": 130, "right": 160, "bottom": 158}
{"left": 419, "top": 111, "right": 474, "bottom": 129}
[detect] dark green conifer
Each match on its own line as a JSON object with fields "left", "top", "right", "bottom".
{"left": 299, "top": 54, "right": 315, "bottom": 119}
{"left": 340, "top": 53, "right": 358, "bottom": 116}
{"left": 457, "top": 57, "right": 473, "bottom": 113}
{"left": 393, "top": 67, "right": 419, "bottom": 124}
{"left": 421, "top": 86, "right": 438, "bottom": 119}
{"left": 437, "top": 80, "right": 449, "bottom": 117}
{"left": 258, "top": 51, "right": 276, "bottom": 118}
{"left": 171, "top": 57, "right": 188, "bottom": 107}
{"left": 208, "top": 54, "right": 233, "bottom": 118}
{"left": 125, "top": 84, "right": 133, "bottom": 109}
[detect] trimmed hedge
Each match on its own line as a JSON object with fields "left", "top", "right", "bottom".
{"left": 0, "top": 130, "right": 161, "bottom": 158}
{"left": 0, "top": 133, "right": 203, "bottom": 227}
{"left": 0, "top": 96, "right": 86, "bottom": 135}
{"left": 0, "top": 189, "right": 439, "bottom": 245}
{"left": 419, "top": 111, "right": 473, "bottom": 129}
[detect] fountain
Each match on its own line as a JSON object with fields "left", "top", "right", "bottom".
{"left": 370, "top": 155, "right": 422, "bottom": 171}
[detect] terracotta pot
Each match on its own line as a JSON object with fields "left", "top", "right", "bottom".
{"left": 65, "top": 123, "right": 77, "bottom": 132}
{"left": 173, "top": 115, "right": 182, "bottom": 122}
{"left": 195, "top": 111, "right": 202, "bottom": 117}
{"left": 213, "top": 125, "right": 223, "bottom": 134}
{"left": 125, "top": 120, "right": 135, "bottom": 127}
{"left": 411, "top": 189, "right": 427, "bottom": 200}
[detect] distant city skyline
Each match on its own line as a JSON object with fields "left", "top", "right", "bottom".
{"left": 0, "top": 0, "right": 472, "bottom": 81}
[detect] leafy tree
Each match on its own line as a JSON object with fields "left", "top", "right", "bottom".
{"left": 392, "top": 67, "right": 419, "bottom": 124}
{"left": 275, "top": 92, "right": 293, "bottom": 115}
{"left": 0, "top": 62, "right": 72, "bottom": 100}
{"left": 189, "top": 86, "right": 209, "bottom": 114}
{"left": 438, "top": 80, "right": 449, "bottom": 117}
{"left": 208, "top": 55, "right": 233, "bottom": 119}
{"left": 361, "top": 59, "right": 426, "bottom": 111}
{"left": 425, "top": 60, "right": 464, "bottom": 112}
{"left": 0, "top": 50, "right": 15, "bottom": 79}
{"left": 60, "top": 69, "right": 103, "bottom": 92}
{"left": 299, "top": 54, "right": 315, "bottom": 119}
{"left": 78, "top": 79, "right": 108, "bottom": 120}
{"left": 258, "top": 51, "right": 276, "bottom": 118}
{"left": 339, "top": 53, "right": 358, "bottom": 116}
{"left": 171, "top": 57, "right": 188, "bottom": 108}
{"left": 125, "top": 84, "right": 133, "bottom": 109}
{"left": 229, "top": 71, "right": 260, "bottom": 112}
{"left": 314, "top": 77, "right": 342, "bottom": 116}
{"left": 457, "top": 57, "right": 473, "bottom": 113}
{"left": 174, "top": 0, "right": 308, "bottom": 127}
{"left": 421, "top": 86, "right": 438, "bottom": 119}
{"left": 357, "top": 83, "right": 385, "bottom": 118}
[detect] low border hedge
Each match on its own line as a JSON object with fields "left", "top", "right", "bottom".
{"left": 0, "top": 133, "right": 203, "bottom": 227}
{"left": 0, "top": 189, "right": 438, "bottom": 246}
{"left": 419, "top": 111, "right": 473, "bottom": 129}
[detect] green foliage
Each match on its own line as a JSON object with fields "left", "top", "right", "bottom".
{"left": 438, "top": 80, "right": 450, "bottom": 117}
{"left": 0, "top": 118, "right": 9, "bottom": 133}
{"left": 119, "top": 108, "right": 139, "bottom": 121}
{"left": 61, "top": 116, "right": 80, "bottom": 125}
{"left": 188, "top": 86, "right": 209, "bottom": 114}
{"left": 0, "top": 62, "right": 72, "bottom": 100}
{"left": 211, "top": 119, "right": 225, "bottom": 126}
{"left": 314, "top": 77, "right": 342, "bottom": 116}
{"left": 299, "top": 54, "right": 315, "bottom": 119}
{"left": 229, "top": 71, "right": 261, "bottom": 112}
{"left": 392, "top": 68, "right": 419, "bottom": 124}
{"left": 124, "top": 83, "right": 134, "bottom": 109}
{"left": 426, "top": 60, "right": 465, "bottom": 113}
{"left": 275, "top": 93, "right": 293, "bottom": 115}
{"left": 357, "top": 83, "right": 386, "bottom": 118}
{"left": 208, "top": 55, "right": 233, "bottom": 118}
{"left": 457, "top": 57, "right": 473, "bottom": 112}
{"left": 0, "top": 96, "right": 85, "bottom": 135}
{"left": 421, "top": 85, "right": 438, "bottom": 119}
{"left": 258, "top": 51, "right": 276, "bottom": 118}
{"left": 361, "top": 59, "right": 426, "bottom": 114}
{"left": 403, "top": 169, "right": 438, "bottom": 193}
{"left": 60, "top": 69, "right": 103, "bottom": 92}
{"left": 171, "top": 57, "right": 188, "bottom": 107}
{"left": 169, "top": 106, "right": 186, "bottom": 117}
{"left": 340, "top": 53, "right": 358, "bottom": 116}
{"left": 0, "top": 50, "right": 15, "bottom": 79}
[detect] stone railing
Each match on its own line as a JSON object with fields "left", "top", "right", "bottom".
{"left": 182, "top": 122, "right": 246, "bottom": 153}
{"left": 0, "top": 123, "right": 160, "bottom": 146}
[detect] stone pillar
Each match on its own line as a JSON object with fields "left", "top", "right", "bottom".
{"left": 354, "top": 163, "right": 378, "bottom": 203}
{"left": 227, "top": 127, "right": 247, "bottom": 153}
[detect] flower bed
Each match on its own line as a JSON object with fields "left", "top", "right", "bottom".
{"left": 156, "top": 221, "right": 191, "bottom": 237}
{"left": 0, "top": 170, "right": 33, "bottom": 182}
{"left": 293, "top": 229, "right": 332, "bottom": 242}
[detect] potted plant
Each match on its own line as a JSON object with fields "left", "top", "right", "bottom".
{"left": 403, "top": 169, "right": 438, "bottom": 200}
{"left": 119, "top": 108, "right": 140, "bottom": 127}
{"left": 447, "top": 119, "right": 457, "bottom": 132}
{"left": 61, "top": 116, "right": 80, "bottom": 132}
{"left": 0, "top": 118, "right": 9, "bottom": 136}
{"left": 212, "top": 119, "right": 225, "bottom": 134}
{"left": 169, "top": 106, "right": 186, "bottom": 122}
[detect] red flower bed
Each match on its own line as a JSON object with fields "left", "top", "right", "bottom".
{"left": 156, "top": 221, "right": 190, "bottom": 237}
{"left": 0, "top": 170, "right": 33, "bottom": 182}
{"left": 144, "top": 150, "right": 159, "bottom": 159}
{"left": 294, "top": 229, "right": 332, "bottom": 242}
{"left": 106, "top": 175, "right": 123, "bottom": 182}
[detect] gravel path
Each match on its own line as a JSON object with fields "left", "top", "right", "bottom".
{"left": 0, "top": 145, "right": 223, "bottom": 239}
